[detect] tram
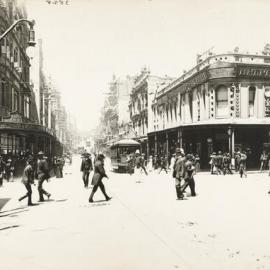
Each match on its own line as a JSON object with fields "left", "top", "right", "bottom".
{"left": 110, "top": 139, "right": 140, "bottom": 172}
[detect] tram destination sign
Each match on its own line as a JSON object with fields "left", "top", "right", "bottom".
{"left": 238, "top": 67, "right": 270, "bottom": 78}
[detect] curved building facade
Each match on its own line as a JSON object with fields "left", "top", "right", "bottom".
{"left": 149, "top": 52, "right": 270, "bottom": 168}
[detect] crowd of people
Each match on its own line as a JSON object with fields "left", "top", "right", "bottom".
{"left": 2, "top": 146, "right": 270, "bottom": 208}
{"left": 124, "top": 148, "right": 197, "bottom": 200}
{"left": 0, "top": 151, "right": 70, "bottom": 206}
{"left": 209, "top": 151, "right": 248, "bottom": 177}
{"left": 18, "top": 151, "right": 71, "bottom": 206}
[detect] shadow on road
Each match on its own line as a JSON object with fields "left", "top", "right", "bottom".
{"left": 0, "top": 206, "right": 27, "bottom": 214}
{"left": 0, "top": 209, "right": 29, "bottom": 218}
{"left": 0, "top": 225, "right": 20, "bottom": 231}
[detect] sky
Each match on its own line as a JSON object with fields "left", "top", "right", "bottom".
{"left": 22, "top": 0, "right": 270, "bottom": 131}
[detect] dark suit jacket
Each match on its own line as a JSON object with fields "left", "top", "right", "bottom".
{"left": 37, "top": 159, "right": 49, "bottom": 180}
{"left": 80, "top": 158, "right": 93, "bottom": 172}
{"left": 173, "top": 156, "right": 186, "bottom": 179}
{"left": 91, "top": 160, "right": 108, "bottom": 186}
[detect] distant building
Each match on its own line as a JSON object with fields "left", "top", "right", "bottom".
{"left": 128, "top": 67, "right": 174, "bottom": 154}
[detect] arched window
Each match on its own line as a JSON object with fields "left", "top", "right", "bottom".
{"left": 249, "top": 86, "right": 256, "bottom": 117}
{"left": 216, "top": 85, "right": 228, "bottom": 117}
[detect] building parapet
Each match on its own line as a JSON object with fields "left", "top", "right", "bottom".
{"left": 157, "top": 52, "right": 270, "bottom": 98}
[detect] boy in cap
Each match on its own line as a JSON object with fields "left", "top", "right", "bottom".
{"left": 19, "top": 157, "right": 35, "bottom": 206}
{"left": 181, "top": 154, "right": 196, "bottom": 197}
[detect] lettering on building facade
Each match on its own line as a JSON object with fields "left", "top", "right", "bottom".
{"left": 238, "top": 67, "right": 270, "bottom": 78}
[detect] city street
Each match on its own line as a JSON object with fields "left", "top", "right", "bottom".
{"left": 0, "top": 156, "right": 270, "bottom": 270}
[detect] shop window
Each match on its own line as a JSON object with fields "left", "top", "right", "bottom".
{"left": 249, "top": 86, "right": 256, "bottom": 117}
{"left": 1, "top": 79, "right": 5, "bottom": 106}
{"left": 216, "top": 85, "right": 228, "bottom": 117}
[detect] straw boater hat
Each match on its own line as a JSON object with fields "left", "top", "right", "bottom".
{"left": 135, "top": 149, "right": 140, "bottom": 154}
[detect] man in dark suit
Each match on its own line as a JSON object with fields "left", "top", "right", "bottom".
{"left": 80, "top": 153, "right": 93, "bottom": 188}
{"left": 89, "top": 154, "right": 111, "bottom": 203}
{"left": 173, "top": 148, "right": 186, "bottom": 200}
{"left": 36, "top": 151, "right": 51, "bottom": 202}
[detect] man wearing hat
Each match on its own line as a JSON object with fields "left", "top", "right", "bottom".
{"left": 239, "top": 151, "right": 247, "bottom": 178}
{"left": 173, "top": 148, "right": 186, "bottom": 200}
{"left": 5, "top": 157, "right": 15, "bottom": 182}
{"left": 216, "top": 151, "right": 223, "bottom": 175}
{"left": 89, "top": 153, "right": 111, "bottom": 202}
{"left": 209, "top": 152, "right": 217, "bottom": 174}
{"left": 19, "top": 156, "right": 35, "bottom": 206}
{"left": 159, "top": 156, "right": 168, "bottom": 174}
{"left": 80, "top": 153, "right": 93, "bottom": 188}
{"left": 36, "top": 151, "right": 51, "bottom": 201}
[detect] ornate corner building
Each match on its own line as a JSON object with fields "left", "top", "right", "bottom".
{"left": 149, "top": 52, "right": 270, "bottom": 169}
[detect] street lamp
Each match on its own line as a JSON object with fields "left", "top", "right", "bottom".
{"left": 0, "top": 19, "right": 36, "bottom": 47}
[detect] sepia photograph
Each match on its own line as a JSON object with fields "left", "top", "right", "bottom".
{"left": 1, "top": 0, "right": 270, "bottom": 269}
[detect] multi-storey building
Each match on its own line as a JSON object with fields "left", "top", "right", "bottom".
{"left": 100, "top": 75, "right": 135, "bottom": 144}
{"left": 0, "top": 0, "right": 62, "bottom": 156}
{"left": 129, "top": 67, "right": 174, "bottom": 154}
{"left": 149, "top": 49, "right": 270, "bottom": 168}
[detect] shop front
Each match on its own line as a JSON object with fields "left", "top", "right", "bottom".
{"left": 148, "top": 123, "right": 270, "bottom": 170}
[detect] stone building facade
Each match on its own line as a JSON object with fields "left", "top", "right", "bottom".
{"left": 0, "top": 0, "right": 63, "bottom": 156}
{"left": 149, "top": 52, "right": 270, "bottom": 168}
{"left": 129, "top": 68, "right": 174, "bottom": 154}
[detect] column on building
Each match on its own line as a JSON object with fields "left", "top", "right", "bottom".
{"left": 205, "top": 83, "right": 210, "bottom": 119}
{"left": 172, "top": 100, "right": 176, "bottom": 126}
{"left": 177, "top": 92, "right": 181, "bottom": 124}
{"left": 192, "top": 89, "right": 198, "bottom": 122}
{"left": 257, "top": 85, "right": 265, "bottom": 118}
{"left": 168, "top": 103, "right": 172, "bottom": 128}
{"left": 185, "top": 92, "right": 192, "bottom": 123}
{"left": 199, "top": 85, "right": 205, "bottom": 121}
{"left": 240, "top": 83, "right": 248, "bottom": 118}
